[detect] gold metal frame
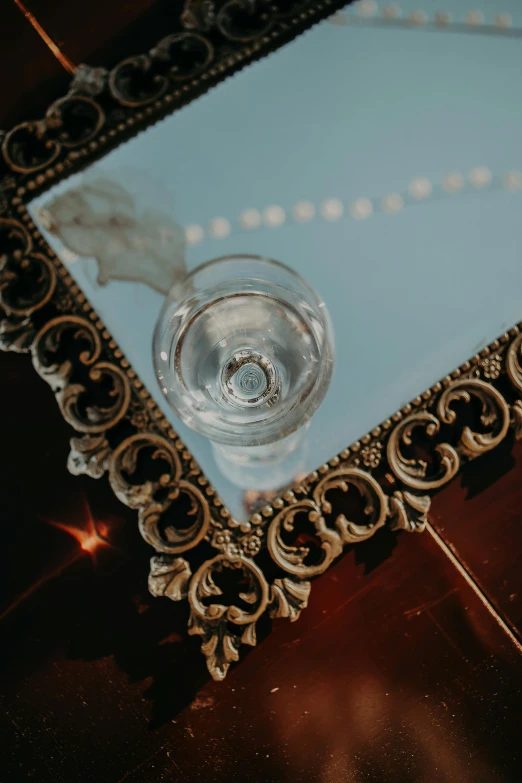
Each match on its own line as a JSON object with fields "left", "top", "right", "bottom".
{"left": 2, "top": 0, "right": 521, "bottom": 680}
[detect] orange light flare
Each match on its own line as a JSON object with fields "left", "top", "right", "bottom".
{"left": 47, "top": 495, "right": 115, "bottom": 559}
{"left": 0, "top": 498, "right": 116, "bottom": 622}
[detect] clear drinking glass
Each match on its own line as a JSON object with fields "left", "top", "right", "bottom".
{"left": 153, "top": 255, "right": 334, "bottom": 490}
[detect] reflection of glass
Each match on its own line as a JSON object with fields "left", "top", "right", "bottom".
{"left": 154, "top": 256, "right": 334, "bottom": 489}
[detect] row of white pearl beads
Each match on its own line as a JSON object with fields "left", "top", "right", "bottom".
{"left": 184, "top": 168, "right": 522, "bottom": 245}
{"left": 333, "top": 2, "right": 515, "bottom": 30}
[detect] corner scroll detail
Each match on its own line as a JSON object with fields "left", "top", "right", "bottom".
{"left": 188, "top": 553, "right": 269, "bottom": 680}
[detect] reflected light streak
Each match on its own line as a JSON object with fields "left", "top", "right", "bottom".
{"left": 12, "top": 0, "right": 76, "bottom": 73}
{"left": 0, "top": 550, "right": 82, "bottom": 622}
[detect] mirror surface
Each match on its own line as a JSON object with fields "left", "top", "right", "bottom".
{"left": 30, "top": 0, "right": 522, "bottom": 520}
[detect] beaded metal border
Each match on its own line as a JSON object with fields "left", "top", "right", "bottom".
{"left": 2, "top": 0, "right": 522, "bottom": 680}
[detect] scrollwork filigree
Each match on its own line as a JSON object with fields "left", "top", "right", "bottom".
{"left": 188, "top": 553, "right": 269, "bottom": 680}
{"left": 436, "top": 378, "right": 510, "bottom": 459}
{"left": 32, "top": 316, "right": 131, "bottom": 433}
{"left": 267, "top": 499, "right": 343, "bottom": 579}
{"left": 0, "top": 217, "right": 56, "bottom": 317}
{"left": 140, "top": 480, "right": 211, "bottom": 555}
{"left": 45, "top": 95, "right": 105, "bottom": 150}
{"left": 0, "top": 0, "right": 343, "bottom": 176}
{"left": 2, "top": 224, "right": 522, "bottom": 685}
{"left": 387, "top": 411, "right": 460, "bottom": 490}
{"left": 108, "top": 433, "right": 212, "bottom": 555}
{"left": 313, "top": 467, "right": 389, "bottom": 544}
{"left": 108, "top": 55, "right": 170, "bottom": 107}
{"left": 2, "top": 96, "right": 104, "bottom": 174}
{"left": 215, "top": 0, "right": 273, "bottom": 42}
{"left": 150, "top": 33, "right": 214, "bottom": 82}
{"left": 2, "top": 121, "right": 61, "bottom": 174}
{"left": 506, "top": 333, "right": 522, "bottom": 393}
{"left": 388, "top": 379, "right": 511, "bottom": 490}
{"left": 0, "top": 251, "right": 56, "bottom": 317}
{"left": 109, "top": 432, "right": 181, "bottom": 507}
{"left": 3, "top": 0, "right": 522, "bottom": 681}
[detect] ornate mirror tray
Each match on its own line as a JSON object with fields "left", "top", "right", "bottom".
{"left": 2, "top": 0, "right": 522, "bottom": 679}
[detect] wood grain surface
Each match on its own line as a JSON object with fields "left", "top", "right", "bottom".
{"left": 1, "top": 4, "right": 522, "bottom": 781}
{"left": 430, "top": 439, "right": 522, "bottom": 645}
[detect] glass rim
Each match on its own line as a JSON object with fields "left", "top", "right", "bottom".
{"left": 182, "top": 253, "right": 326, "bottom": 307}
{"left": 155, "top": 254, "right": 334, "bottom": 446}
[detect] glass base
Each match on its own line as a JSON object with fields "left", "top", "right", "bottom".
{"left": 211, "top": 425, "right": 309, "bottom": 491}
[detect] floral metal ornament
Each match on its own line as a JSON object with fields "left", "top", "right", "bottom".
{"left": 2, "top": 1, "right": 522, "bottom": 680}
{"left": 3, "top": 205, "right": 522, "bottom": 681}
{"left": 0, "top": 0, "right": 350, "bottom": 179}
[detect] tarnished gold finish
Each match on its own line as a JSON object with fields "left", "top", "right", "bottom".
{"left": 2, "top": 96, "right": 105, "bottom": 174}
{"left": 0, "top": 217, "right": 56, "bottom": 322}
{"left": 506, "top": 333, "right": 522, "bottom": 392}
{"left": 389, "top": 491, "right": 431, "bottom": 533}
{"left": 387, "top": 377, "right": 512, "bottom": 493}
{"left": 387, "top": 412, "right": 460, "bottom": 491}
{"left": 268, "top": 500, "right": 344, "bottom": 579}
{"left": 32, "top": 315, "right": 131, "bottom": 433}
{"left": 188, "top": 553, "right": 269, "bottom": 680}
{"left": 3, "top": 218, "right": 522, "bottom": 684}
{"left": 313, "top": 467, "right": 389, "bottom": 543}
{"left": 2, "top": 1, "right": 522, "bottom": 679}
{"left": 0, "top": 0, "right": 347, "bottom": 177}
{"left": 437, "top": 378, "right": 511, "bottom": 458}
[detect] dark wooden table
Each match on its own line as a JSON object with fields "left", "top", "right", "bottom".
{"left": 2, "top": 4, "right": 522, "bottom": 781}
